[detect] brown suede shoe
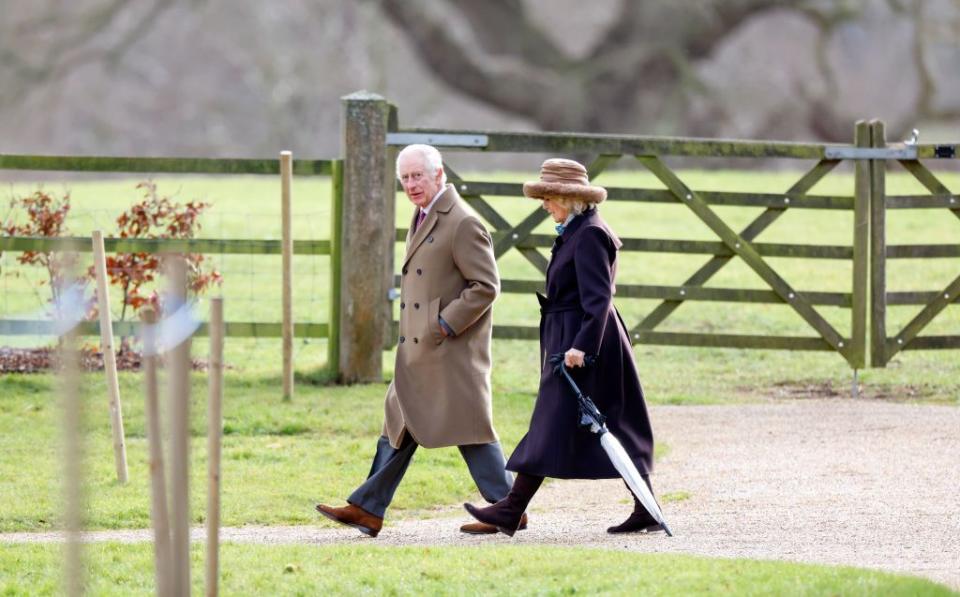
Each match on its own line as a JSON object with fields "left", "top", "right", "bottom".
{"left": 315, "top": 503, "right": 383, "bottom": 537}
{"left": 460, "top": 513, "right": 529, "bottom": 535}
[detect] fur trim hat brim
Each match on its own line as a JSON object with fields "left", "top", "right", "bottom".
{"left": 523, "top": 181, "right": 607, "bottom": 204}
{"left": 523, "top": 158, "right": 607, "bottom": 204}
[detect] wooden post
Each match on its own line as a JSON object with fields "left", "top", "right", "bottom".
{"left": 91, "top": 230, "right": 128, "bottom": 484}
{"left": 850, "top": 122, "right": 870, "bottom": 370}
{"left": 869, "top": 120, "right": 888, "bottom": 367}
{"left": 328, "top": 159, "right": 343, "bottom": 376}
{"left": 205, "top": 298, "right": 224, "bottom": 597}
{"left": 167, "top": 257, "right": 192, "bottom": 596}
{"left": 60, "top": 327, "right": 83, "bottom": 597}
{"left": 280, "top": 151, "right": 294, "bottom": 400}
{"left": 383, "top": 104, "right": 399, "bottom": 347}
{"left": 338, "top": 91, "right": 394, "bottom": 382}
{"left": 141, "top": 306, "right": 171, "bottom": 597}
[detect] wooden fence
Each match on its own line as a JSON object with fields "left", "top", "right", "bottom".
{"left": 378, "top": 114, "right": 873, "bottom": 370}
{"left": 3, "top": 92, "right": 958, "bottom": 382}
{"left": 0, "top": 153, "right": 344, "bottom": 379}
{"left": 362, "top": 101, "right": 955, "bottom": 374}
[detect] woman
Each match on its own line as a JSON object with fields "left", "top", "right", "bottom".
{"left": 463, "top": 158, "right": 664, "bottom": 536}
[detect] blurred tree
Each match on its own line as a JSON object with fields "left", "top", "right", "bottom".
{"left": 0, "top": 0, "right": 181, "bottom": 108}
{"left": 2, "top": 0, "right": 959, "bottom": 155}
{"left": 377, "top": 0, "right": 959, "bottom": 140}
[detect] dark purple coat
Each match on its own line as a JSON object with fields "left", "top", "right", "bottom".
{"left": 506, "top": 208, "right": 654, "bottom": 479}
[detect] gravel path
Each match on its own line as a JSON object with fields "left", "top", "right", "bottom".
{"left": 4, "top": 399, "right": 958, "bottom": 589}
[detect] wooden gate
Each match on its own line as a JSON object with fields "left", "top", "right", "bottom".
{"left": 386, "top": 124, "right": 874, "bottom": 369}
{"left": 867, "top": 121, "right": 960, "bottom": 366}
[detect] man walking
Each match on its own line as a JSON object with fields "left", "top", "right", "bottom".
{"left": 316, "top": 144, "right": 524, "bottom": 536}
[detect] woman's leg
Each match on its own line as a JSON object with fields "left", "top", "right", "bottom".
{"left": 607, "top": 476, "right": 665, "bottom": 534}
{"left": 463, "top": 473, "right": 544, "bottom": 537}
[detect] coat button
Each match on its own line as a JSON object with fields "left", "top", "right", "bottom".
{"left": 400, "top": 302, "right": 405, "bottom": 309}
{"left": 413, "top": 337, "right": 419, "bottom": 343}
{"left": 427, "top": 236, "right": 434, "bottom": 243}
{"left": 416, "top": 268, "right": 422, "bottom": 275}
{"left": 414, "top": 303, "right": 420, "bottom": 309}
{"left": 402, "top": 267, "right": 408, "bottom": 275}
{"left": 399, "top": 336, "right": 405, "bottom": 343}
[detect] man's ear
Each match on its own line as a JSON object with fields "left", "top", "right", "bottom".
{"left": 436, "top": 166, "right": 445, "bottom": 185}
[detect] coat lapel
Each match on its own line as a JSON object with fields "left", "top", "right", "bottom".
{"left": 403, "top": 185, "right": 456, "bottom": 268}
{"left": 546, "top": 210, "right": 590, "bottom": 280}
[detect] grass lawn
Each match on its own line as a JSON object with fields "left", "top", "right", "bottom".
{"left": 1, "top": 167, "right": 958, "bottom": 593}
{"left": 1, "top": 167, "right": 957, "bottom": 530}
{"left": 1, "top": 544, "right": 955, "bottom": 596}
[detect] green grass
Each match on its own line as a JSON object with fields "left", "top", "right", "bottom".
{"left": 1, "top": 339, "right": 955, "bottom": 533}
{"left": 2, "top": 168, "right": 959, "bottom": 593}
{"left": 1, "top": 168, "right": 958, "bottom": 533}
{"left": 0, "top": 544, "right": 954, "bottom": 596}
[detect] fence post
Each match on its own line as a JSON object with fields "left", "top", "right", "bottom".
{"left": 338, "top": 92, "right": 394, "bottom": 382}
{"left": 850, "top": 122, "right": 870, "bottom": 369}
{"left": 280, "top": 151, "right": 294, "bottom": 400}
{"left": 869, "top": 120, "right": 888, "bottom": 367}
{"left": 328, "top": 160, "right": 343, "bottom": 376}
{"left": 384, "top": 104, "right": 398, "bottom": 346}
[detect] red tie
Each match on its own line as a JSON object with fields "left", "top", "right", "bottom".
{"left": 415, "top": 210, "right": 427, "bottom": 231}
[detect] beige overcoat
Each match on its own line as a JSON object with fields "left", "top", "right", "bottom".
{"left": 383, "top": 184, "right": 500, "bottom": 449}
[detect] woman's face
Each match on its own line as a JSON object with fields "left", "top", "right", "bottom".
{"left": 540, "top": 197, "right": 570, "bottom": 223}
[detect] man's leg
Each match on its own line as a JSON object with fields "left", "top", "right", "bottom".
{"left": 458, "top": 441, "right": 513, "bottom": 503}
{"left": 347, "top": 433, "right": 418, "bottom": 518}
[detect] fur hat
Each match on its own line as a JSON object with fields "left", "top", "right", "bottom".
{"left": 522, "top": 158, "right": 607, "bottom": 204}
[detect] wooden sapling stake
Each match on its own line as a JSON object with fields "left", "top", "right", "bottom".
{"left": 205, "top": 298, "right": 224, "bottom": 597}
{"left": 141, "top": 306, "right": 172, "bottom": 597}
{"left": 166, "top": 256, "right": 192, "bottom": 596}
{"left": 281, "top": 150, "right": 294, "bottom": 400}
{"left": 91, "top": 230, "right": 128, "bottom": 484}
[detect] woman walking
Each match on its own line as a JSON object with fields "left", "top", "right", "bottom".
{"left": 464, "top": 158, "right": 664, "bottom": 536}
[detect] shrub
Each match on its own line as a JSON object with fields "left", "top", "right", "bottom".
{"left": 102, "top": 180, "right": 221, "bottom": 323}
{"left": 2, "top": 189, "right": 89, "bottom": 314}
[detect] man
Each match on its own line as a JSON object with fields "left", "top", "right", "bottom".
{"left": 316, "top": 144, "right": 526, "bottom": 536}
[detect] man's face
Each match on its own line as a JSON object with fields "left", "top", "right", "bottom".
{"left": 398, "top": 152, "right": 444, "bottom": 209}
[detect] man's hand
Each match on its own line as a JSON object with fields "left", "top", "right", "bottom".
{"left": 438, "top": 316, "right": 454, "bottom": 338}
{"left": 564, "top": 347, "right": 585, "bottom": 368}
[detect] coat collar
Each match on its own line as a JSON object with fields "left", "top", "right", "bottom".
{"left": 551, "top": 208, "right": 595, "bottom": 253}
{"left": 404, "top": 184, "right": 458, "bottom": 263}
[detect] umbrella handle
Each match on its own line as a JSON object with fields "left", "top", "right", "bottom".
{"left": 548, "top": 352, "right": 595, "bottom": 392}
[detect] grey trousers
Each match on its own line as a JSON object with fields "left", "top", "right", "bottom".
{"left": 348, "top": 433, "right": 514, "bottom": 518}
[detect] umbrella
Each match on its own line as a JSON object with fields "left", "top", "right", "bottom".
{"left": 549, "top": 353, "right": 673, "bottom": 536}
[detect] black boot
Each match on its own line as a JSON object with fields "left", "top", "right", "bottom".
{"left": 463, "top": 473, "right": 543, "bottom": 537}
{"left": 607, "top": 476, "right": 665, "bottom": 534}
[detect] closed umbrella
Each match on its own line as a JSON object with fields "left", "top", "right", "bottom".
{"left": 549, "top": 353, "right": 673, "bottom": 537}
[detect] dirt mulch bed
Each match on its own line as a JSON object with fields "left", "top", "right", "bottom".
{"left": 0, "top": 346, "right": 209, "bottom": 374}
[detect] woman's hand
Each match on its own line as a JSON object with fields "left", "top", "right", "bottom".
{"left": 564, "top": 347, "right": 586, "bottom": 368}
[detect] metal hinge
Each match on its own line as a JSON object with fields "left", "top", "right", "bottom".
{"left": 823, "top": 146, "right": 918, "bottom": 160}
{"left": 387, "top": 133, "right": 489, "bottom": 148}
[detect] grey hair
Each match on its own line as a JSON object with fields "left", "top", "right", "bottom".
{"left": 551, "top": 196, "right": 590, "bottom": 216}
{"left": 396, "top": 144, "right": 448, "bottom": 186}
